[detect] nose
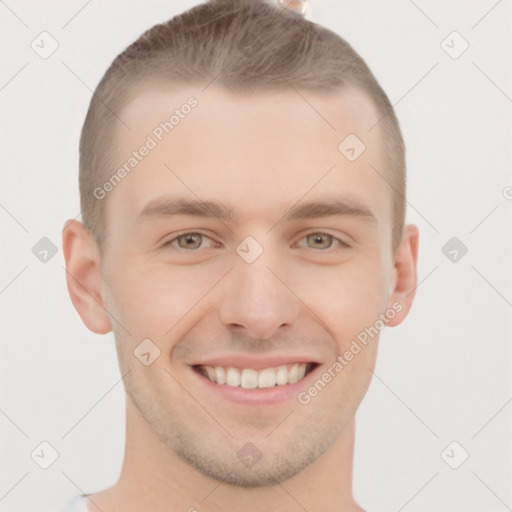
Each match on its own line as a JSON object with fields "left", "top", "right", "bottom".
{"left": 217, "top": 244, "right": 299, "bottom": 340}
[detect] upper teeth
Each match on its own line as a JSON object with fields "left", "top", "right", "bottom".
{"left": 200, "top": 363, "right": 310, "bottom": 389}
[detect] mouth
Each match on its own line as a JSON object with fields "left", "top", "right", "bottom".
{"left": 193, "top": 362, "right": 319, "bottom": 389}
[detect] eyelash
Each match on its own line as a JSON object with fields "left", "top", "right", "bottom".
{"left": 161, "top": 232, "right": 350, "bottom": 251}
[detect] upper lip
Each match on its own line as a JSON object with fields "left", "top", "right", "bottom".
{"left": 191, "top": 355, "right": 319, "bottom": 370}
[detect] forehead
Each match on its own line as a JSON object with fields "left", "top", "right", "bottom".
{"left": 106, "top": 83, "right": 389, "bottom": 229}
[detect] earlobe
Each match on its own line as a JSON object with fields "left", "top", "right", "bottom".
{"left": 62, "top": 219, "right": 113, "bottom": 334}
{"left": 385, "top": 224, "right": 420, "bottom": 327}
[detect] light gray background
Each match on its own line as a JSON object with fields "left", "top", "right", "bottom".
{"left": 1, "top": 1, "right": 511, "bottom": 511}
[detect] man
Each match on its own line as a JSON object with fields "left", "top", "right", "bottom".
{"left": 62, "top": 0, "right": 419, "bottom": 510}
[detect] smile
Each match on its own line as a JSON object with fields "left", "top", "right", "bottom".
{"left": 195, "top": 363, "right": 316, "bottom": 389}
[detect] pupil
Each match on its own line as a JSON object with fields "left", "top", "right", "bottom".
{"left": 182, "top": 234, "right": 200, "bottom": 248}
{"left": 311, "top": 234, "right": 330, "bottom": 248}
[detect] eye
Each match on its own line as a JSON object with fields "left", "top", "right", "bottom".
{"left": 161, "top": 231, "right": 349, "bottom": 252}
{"left": 297, "top": 232, "right": 350, "bottom": 250}
{"left": 163, "top": 232, "right": 217, "bottom": 250}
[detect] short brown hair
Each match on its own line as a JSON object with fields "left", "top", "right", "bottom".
{"left": 79, "top": 0, "right": 406, "bottom": 252}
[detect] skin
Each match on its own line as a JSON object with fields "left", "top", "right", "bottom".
{"left": 63, "top": 83, "right": 419, "bottom": 512}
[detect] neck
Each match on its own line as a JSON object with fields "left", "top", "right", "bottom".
{"left": 86, "top": 394, "right": 363, "bottom": 512}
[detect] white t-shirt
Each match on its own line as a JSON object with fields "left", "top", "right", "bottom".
{"left": 60, "top": 493, "right": 371, "bottom": 511}
{"left": 60, "top": 494, "right": 90, "bottom": 512}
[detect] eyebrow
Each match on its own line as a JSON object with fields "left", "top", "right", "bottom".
{"left": 137, "top": 196, "right": 377, "bottom": 224}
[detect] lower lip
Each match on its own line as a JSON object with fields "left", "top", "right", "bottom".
{"left": 192, "top": 364, "right": 321, "bottom": 405}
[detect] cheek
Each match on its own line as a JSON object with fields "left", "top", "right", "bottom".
{"left": 105, "top": 258, "right": 223, "bottom": 336}
{"left": 291, "top": 254, "right": 388, "bottom": 343}
{"left": 105, "top": 247, "right": 388, "bottom": 347}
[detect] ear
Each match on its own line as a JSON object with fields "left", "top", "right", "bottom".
{"left": 62, "top": 219, "right": 112, "bottom": 334}
{"left": 385, "top": 224, "right": 419, "bottom": 327}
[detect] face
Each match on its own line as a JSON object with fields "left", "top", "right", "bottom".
{"left": 98, "top": 83, "right": 400, "bottom": 486}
